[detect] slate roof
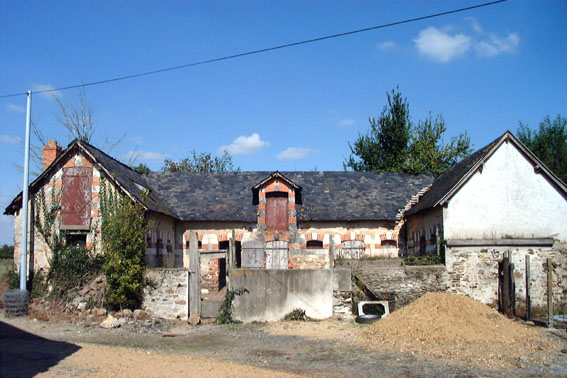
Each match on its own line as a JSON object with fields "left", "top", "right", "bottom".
{"left": 4, "top": 140, "right": 174, "bottom": 217}
{"left": 406, "top": 130, "right": 567, "bottom": 216}
{"left": 4, "top": 139, "right": 433, "bottom": 221}
{"left": 146, "top": 171, "right": 433, "bottom": 222}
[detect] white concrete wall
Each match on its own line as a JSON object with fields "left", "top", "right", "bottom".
{"left": 444, "top": 142, "right": 567, "bottom": 241}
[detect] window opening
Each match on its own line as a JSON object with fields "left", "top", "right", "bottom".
{"left": 306, "top": 240, "right": 323, "bottom": 249}
{"left": 266, "top": 191, "right": 288, "bottom": 231}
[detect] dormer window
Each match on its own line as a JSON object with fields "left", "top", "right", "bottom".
{"left": 252, "top": 171, "right": 301, "bottom": 233}
{"left": 266, "top": 192, "right": 288, "bottom": 231}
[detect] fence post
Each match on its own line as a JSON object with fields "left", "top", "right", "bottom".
{"left": 525, "top": 255, "right": 531, "bottom": 321}
{"left": 547, "top": 258, "right": 553, "bottom": 326}
{"left": 329, "top": 235, "right": 335, "bottom": 269}
{"left": 189, "top": 231, "right": 201, "bottom": 317}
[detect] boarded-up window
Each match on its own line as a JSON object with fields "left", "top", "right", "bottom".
{"left": 266, "top": 192, "right": 288, "bottom": 231}
{"left": 61, "top": 167, "right": 92, "bottom": 228}
{"left": 340, "top": 240, "right": 364, "bottom": 259}
{"left": 242, "top": 241, "right": 264, "bottom": 269}
{"left": 266, "top": 241, "right": 288, "bottom": 269}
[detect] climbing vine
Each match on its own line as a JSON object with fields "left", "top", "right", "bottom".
{"left": 100, "top": 178, "right": 149, "bottom": 310}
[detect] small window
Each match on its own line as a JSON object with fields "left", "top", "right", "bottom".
{"left": 306, "top": 240, "right": 323, "bottom": 249}
{"left": 66, "top": 233, "right": 87, "bottom": 248}
{"left": 219, "top": 241, "right": 229, "bottom": 250}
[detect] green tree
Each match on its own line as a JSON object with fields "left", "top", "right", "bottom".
{"left": 344, "top": 88, "right": 411, "bottom": 172}
{"left": 100, "top": 181, "right": 148, "bottom": 310}
{"left": 162, "top": 150, "right": 239, "bottom": 172}
{"left": 517, "top": 114, "right": 567, "bottom": 183}
{"left": 132, "top": 163, "right": 150, "bottom": 174}
{"left": 0, "top": 244, "right": 14, "bottom": 259}
{"left": 407, "top": 114, "right": 471, "bottom": 175}
{"left": 345, "top": 88, "right": 472, "bottom": 175}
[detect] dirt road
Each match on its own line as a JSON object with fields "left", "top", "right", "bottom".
{"left": 2, "top": 314, "right": 567, "bottom": 377}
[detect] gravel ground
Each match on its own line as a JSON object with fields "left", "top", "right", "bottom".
{"left": 2, "top": 313, "right": 567, "bottom": 377}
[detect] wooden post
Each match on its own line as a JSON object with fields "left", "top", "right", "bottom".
{"left": 547, "top": 258, "right": 553, "bottom": 326}
{"left": 229, "top": 229, "right": 236, "bottom": 269}
{"left": 502, "top": 253, "right": 511, "bottom": 316}
{"left": 329, "top": 235, "right": 335, "bottom": 269}
{"left": 189, "top": 231, "right": 201, "bottom": 317}
{"left": 525, "top": 255, "right": 531, "bottom": 320}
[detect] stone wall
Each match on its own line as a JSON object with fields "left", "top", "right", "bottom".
{"left": 333, "top": 268, "right": 353, "bottom": 319}
{"left": 289, "top": 249, "right": 329, "bottom": 269}
{"left": 445, "top": 244, "right": 567, "bottom": 315}
{"left": 347, "top": 259, "right": 447, "bottom": 311}
{"left": 143, "top": 269, "right": 189, "bottom": 320}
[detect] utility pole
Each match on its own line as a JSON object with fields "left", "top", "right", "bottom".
{"left": 20, "top": 91, "right": 32, "bottom": 291}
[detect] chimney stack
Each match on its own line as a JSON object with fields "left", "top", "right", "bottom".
{"left": 43, "top": 140, "right": 62, "bottom": 170}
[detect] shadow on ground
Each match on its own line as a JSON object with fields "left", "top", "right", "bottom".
{"left": 0, "top": 321, "right": 81, "bottom": 378}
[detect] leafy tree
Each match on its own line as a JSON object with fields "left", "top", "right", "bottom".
{"left": 345, "top": 88, "right": 472, "bottom": 175}
{"left": 345, "top": 88, "right": 410, "bottom": 172}
{"left": 517, "top": 115, "right": 567, "bottom": 183}
{"left": 100, "top": 179, "right": 148, "bottom": 310}
{"left": 407, "top": 114, "right": 471, "bottom": 175}
{"left": 132, "top": 163, "right": 150, "bottom": 174}
{"left": 163, "top": 150, "right": 239, "bottom": 173}
{"left": 0, "top": 244, "right": 14, "bottom": 259}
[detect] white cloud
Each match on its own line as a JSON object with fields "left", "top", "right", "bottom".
{"left": 218, "top": 133, "right": 270, "bottom": 155}
{"left": 32, "top": 83, "right": 61, "bottom": 99}
{"left": 0, "top": 134, "right": 22, "bottom": 144}
{"left": 277, "top": 147, "right": 311, "bottom": 160}
{"left": 337, "top": 118, "right": 356, "bottom": 127}
{"left": 414, "top": 26, "right": 471, "bottom": 63}
{"left": 122, "top": 150, "right": 169, "bottom": 162}
{"left": 466, "top": 17, "right": 483, "bottom": 34}
{"left": 377, "top": 41, "right": 396, "bottom": 51}
{"left": 5, "top": 103, "right": 25, "bottom": 113}
{"left": 475, "top": 32, "right": 520, "bottom": 57}
{"left": 131, "top": 136, "right": 144, "bottom": 145}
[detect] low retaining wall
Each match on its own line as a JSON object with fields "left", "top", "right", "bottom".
{"left": 446, "top": 244, "right": 567, "bottom": 315}
{"left": 230, "top": 269, "right": 337, "bottom": 322}
{"left": 143, "top": 269, "right": 189, "bottom": 320}
{"left": 350, "top": 259, "right": 447, "bottom": 311}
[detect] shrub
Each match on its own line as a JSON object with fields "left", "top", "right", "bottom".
{"left": 283, "top": 308, "right": 312, "bottom": 321}
{"left": 100, "top": 190, "right": 148, "bottom": 310}
{"left": 215, "top": 288, "right": 248, "bottom": 324}
{"left": 48, "top": 244, "right": 102, "bottom": 298}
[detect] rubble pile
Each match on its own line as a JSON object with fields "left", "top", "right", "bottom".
{"left": 361, "top": 292, "right": 564, "bottom": 368}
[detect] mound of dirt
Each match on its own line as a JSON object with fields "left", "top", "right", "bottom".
{"left": 360, "top": 292, "right": 564, "bottom": 369}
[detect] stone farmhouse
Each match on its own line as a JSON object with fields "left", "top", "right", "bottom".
{"left": 4, "top": 131, "right": 566, "bottom": 320}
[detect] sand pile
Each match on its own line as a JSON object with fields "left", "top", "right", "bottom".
{"left": 360, "top": 292, "right": 564, "bottom": 368}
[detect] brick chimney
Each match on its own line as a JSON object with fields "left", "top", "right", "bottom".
{"left": 43, "top": 140, "right": 62, "bottom": 170}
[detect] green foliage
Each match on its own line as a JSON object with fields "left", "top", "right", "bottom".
{"left": 215, "top": 288, "right": 249, "bottom": 324}
{"left": 7, "top": 269, "right": 19, "bottom": 289}
{"left": 100, "top": 179, "right": 148, "bottom": 310}
{"left": 283, "top": 308, "right": 313, "bottom": 321}
{"left": 403, "top": 254, "right": 443, "bottom": 266}
{"left": 345, "top": 87, "right": 472, "bottom": 175}
{"left": 29, "top": 270, "right": 48, "bottom": 298}
{"left": 517, "top": 114, "right": 567, "bottom": 183}
{"left": 34, "top": 184, "right": 65, "bottom": 254}
{"left": 163, "top": 150, "right": 239, "bottom": 173}
{"left": 48, "top": 244, "right": 103, "bottom": 297}
{"left": 132, "top": 163, "right": 151, "bottom": 174}
{"left": 0, "top": 245, "right": 14, "bottom": 259}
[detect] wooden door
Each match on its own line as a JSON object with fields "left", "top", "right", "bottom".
{"left": 266, "top": 195, "right": 288, "bottom": 231}
{"left": 61, "top": 167, "right": 92, "bottom": 227}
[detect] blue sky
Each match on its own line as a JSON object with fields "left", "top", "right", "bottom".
{"left": 1, "top": 0, "right": 566, "bottom": 245}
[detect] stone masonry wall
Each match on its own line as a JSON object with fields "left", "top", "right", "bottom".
{"left": 143, "top": 269, "right": 189, "bottom": 320}
{"left": 446, "top": 244, "right": 567, "bottom": 315}
{"left": 346, "top": 259, "right": 448, "bottom": 311}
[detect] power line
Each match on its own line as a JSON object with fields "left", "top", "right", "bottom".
{"left": 0, "top": 0, "right": 507, "bottom": 99}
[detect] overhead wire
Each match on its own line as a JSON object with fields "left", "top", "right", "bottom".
{"left": 0, "top": 0, "right": 507, "bottom": 99}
